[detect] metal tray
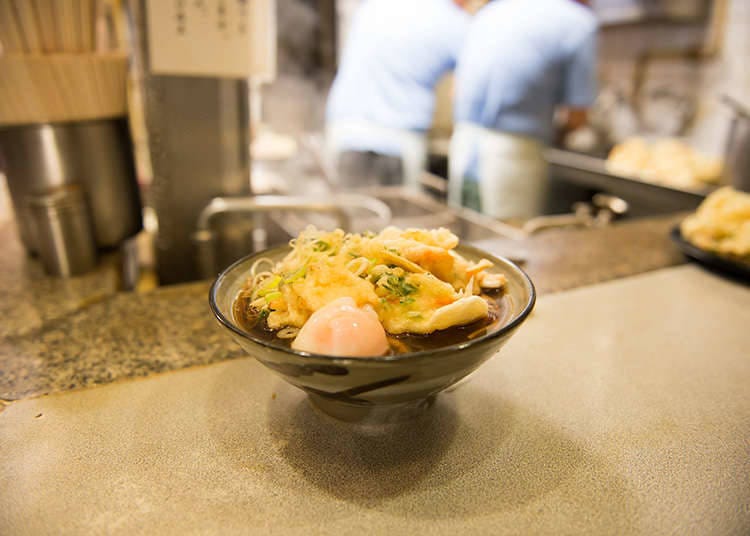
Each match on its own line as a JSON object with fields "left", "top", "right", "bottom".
{"left": 546, "top": 148, "right": 713, "bottom": 214}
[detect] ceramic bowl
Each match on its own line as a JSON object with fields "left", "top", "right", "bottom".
{"left": 209, "top": 244, "right": 535, "bottom": 422}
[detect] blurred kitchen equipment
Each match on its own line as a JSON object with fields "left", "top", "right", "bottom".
{"left": 0, "top": 118, "right": 143, "bottom": 254}
{"left": 587, "top": 86, "right": 639, "bottom": 148}
{"left": 0, "top": 0, "right": 101, "bottom": 53}
{"left": 523, "top": 202, "right": 594, "bottom": 235}
{"left": 721, "top": 95, "right": 750, "bottom": 193}
{"left": 591, "top": 84, "right": 695, "bottom": 146}
{"left": 193, "top": 193, "right": 392, "bottom": 279}
{"left": 131, "top": 0, "right": 350, "bottom": 285}
{"left": 523, "top": 194, "right": 629, "bottom": 234}
{"left": 131, "top": 29, "right": 252, "bottom": 282}
{"left": 546, "top": 147, "right": 709, "bottom": 217}
{"left": 0, "top": 0, "right": 140, "bottom": 260}
{"left": 592, "top": 193, "right": 630, "bottom": 224}
{"left": 622, "top": 0, "right": 727, "bottom": 140}
{"left": 27, "top": 185, "right": 98, "bottom": 276}
{"left": 0, "top": 54, "right": 128, "bottom": 125}
{"left": 638, "top": 85, "right": 695, "bottom": 137}
{"left": 75, "top": 119, "right": 142, "bottom": 246}
{"left": 593, "top": 0, "right": 710, "bottom": 24}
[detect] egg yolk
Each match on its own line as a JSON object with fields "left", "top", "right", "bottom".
{"left": 291, "top": 297, "right": 389, "bottom": 357}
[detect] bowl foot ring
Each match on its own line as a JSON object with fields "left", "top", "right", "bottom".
{"left": 307, "top": 393, "right": 436, "bottom": 424}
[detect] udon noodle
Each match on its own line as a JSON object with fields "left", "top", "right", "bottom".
{"left": 233, "top": 226, "right": 510, "bottom": 356}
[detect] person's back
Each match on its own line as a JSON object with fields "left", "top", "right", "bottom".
{"left": 326, "top": 0, "right": 470, "bottom": 189}
{"left": 455, "top": 0, "right": 597, "bottom": 144}
{"left": 450, "top": 0, "right": 597, "bottom": 219}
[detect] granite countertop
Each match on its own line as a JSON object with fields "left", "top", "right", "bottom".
{"left": 0, "top": 223, "right": 122, "bottom": 340}
{"left": 3, "top": 265, "right": 748, "bottom": 534}
{"left": 4, "top": 211, "right": 749, "bottom": 534}
{"left": 474, "top": 212, "right": 686, "bottom": 294}
{"left": 0, "top": 213, "right": 687, "bottom": 404}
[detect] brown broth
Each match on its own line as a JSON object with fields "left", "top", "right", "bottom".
{"left": 232, "top": 289, "right": 512, "bottom": 356}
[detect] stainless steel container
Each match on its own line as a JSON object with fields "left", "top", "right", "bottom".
{"left": 0, "top": 118, "right": 142, "bottom": 253}
{"left": 27, "top": 186, "right": 98, "bottom": 277}
{"left": 126, "top": 0, "right": 254, "bottom": 284}
{"left": 722, "top": 96, "right": 750, "bottom": 193}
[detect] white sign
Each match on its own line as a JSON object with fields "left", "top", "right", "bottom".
{"left": 147, "top": 0, "right": 252, "bottom": 78}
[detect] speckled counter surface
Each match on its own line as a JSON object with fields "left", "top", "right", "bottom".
{"left": 0, "top": 282, "right": 247, "bottom": 401}
{"left": 0, "top": 222, "right": 121, "bottom": 339}
{"left": 2, "top": 265, "right": 748, "bottom": 535}
{"left": 474, "top": 212, "right": 687, "bottom": 295}
{"left": 0, "top": 213, "right": 687, "bottom": 403}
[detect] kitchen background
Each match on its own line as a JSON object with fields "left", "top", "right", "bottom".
{"left": 264, "top": 0, "right": 749, "bottom": 153}
{"left": 0, "top": 0, "right": 748, "bottom": 283}
{"left": 230, "top": 0, "right": 750, "bottom": 219}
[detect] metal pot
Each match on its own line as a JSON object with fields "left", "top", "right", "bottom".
{"left": 0, "top": 118, "right": 142, "bottom": 253}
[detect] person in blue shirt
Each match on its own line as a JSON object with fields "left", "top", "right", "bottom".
{"left": 325, "top": 0, "right": 476, "bottom": 191}
{"left": 449, "top": 0, "right": 598, "bottom": 219}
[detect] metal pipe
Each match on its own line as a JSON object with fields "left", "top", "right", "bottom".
{"left": 196, "top": 195, "right": 349, "bottom": 232}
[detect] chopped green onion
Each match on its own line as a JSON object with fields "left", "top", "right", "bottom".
{"left": 382, "top": 274, "right": 418, "bottom": 297}
{"left": 264, "top": 291, "right": 282, "bottom": 303}
{"left": 284, "top": 265, "right": 307, "bottom": 283}
{"left": 257, "top": 275, "right": 281, "bottom": 296}
{"left": 312, "top": 240, "right": 330, "bottom": 252}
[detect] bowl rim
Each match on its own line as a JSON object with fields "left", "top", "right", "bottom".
{"left": 209, "top": 243, "right": 536, "bottom": 363}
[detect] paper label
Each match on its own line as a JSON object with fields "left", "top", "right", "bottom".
{"left": 146, "top": 0, "right": 251, "bottom": 78}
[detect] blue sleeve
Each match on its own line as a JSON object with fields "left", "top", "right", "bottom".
{"left": 454, "top": 59, "right": 486, "bottom": 124}
{"left": 561, "top": 28, "right": 597, "bottom": 108}
{"left": 443, "top": 9, "right": 471, "bottom": 71}
{"left": 453, "top": 29, "right": 492, "bottom": 125}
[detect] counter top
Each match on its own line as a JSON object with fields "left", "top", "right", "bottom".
{"left": 0, "top": 214, "right": 687, "bottom": 402}
{"left": 0, "top": 223, "right": 122, "bottom": 340}
{"left": 475, "top": 212, "right": 686, "bottom": 294}
{"left": 0, "top": 213, "right": 687, "bottom": 403}
{"left": 2, "top": 265, "right": 748, "bottom": 534}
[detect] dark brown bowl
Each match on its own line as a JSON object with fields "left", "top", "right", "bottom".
{"left": 210, "top": 244, "right": 535, "bottom": 422}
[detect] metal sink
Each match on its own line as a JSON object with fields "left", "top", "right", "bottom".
{"left": 264, "top": 186, "right": 526, "bottom": 245}
{"left": 192, "top": 186, "right": 527, "bottom": 280}
{"left": 365, "top": 186, "right": 526, "bottom": 242}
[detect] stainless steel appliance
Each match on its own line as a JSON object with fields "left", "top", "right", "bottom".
{"left": 138, "top": 75, "right": 252, "bottom": 284}
{"left": 130, "top": 0, "right": 389, "bottom": 284}
{"left": 545, "top": 147, "right": 708, "bottom": 217}
{"left": 722, "top": 95, "right": 750, "bottom": 193}
{"left": 130, "top": 0, "right": 252, "bottom": 285}
{"left": 27, "top": 185, "right": 98, "bottom": 277}
{"left": 0, "top": 118, "right": 143, "bottom": 255}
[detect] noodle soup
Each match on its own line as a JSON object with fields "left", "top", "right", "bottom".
{"left": 230, "top": 226, "right": 511, "bottom": 357}
{"left": 233, "top": 287, "right": 512, "bottom": 355}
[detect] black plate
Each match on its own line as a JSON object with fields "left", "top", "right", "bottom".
{"left": 670, "top": 225, "right": 750, "bottom": 280}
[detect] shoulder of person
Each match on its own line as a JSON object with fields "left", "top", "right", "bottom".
{"left": 567, "top": 1, "right": 598, "bottom": 31}
{"left": 558, "top": 1, "right": 598, "bottom": 51}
